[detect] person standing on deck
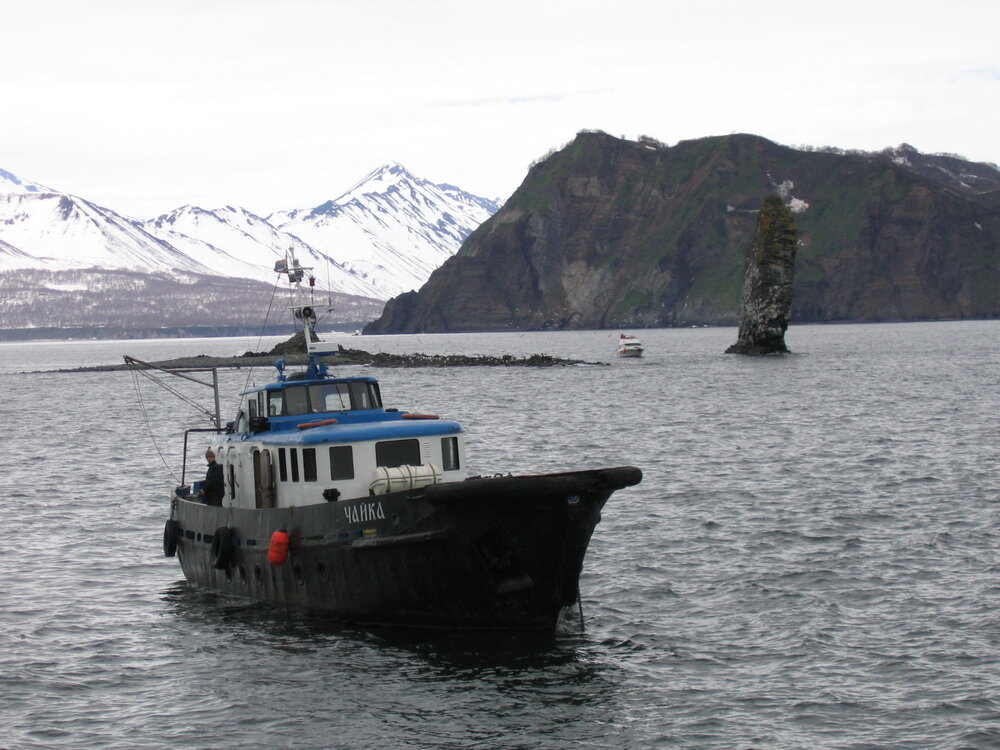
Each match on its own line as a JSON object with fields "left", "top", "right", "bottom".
{"left": 200, "top": 449, "right": 224, "bottom": 506}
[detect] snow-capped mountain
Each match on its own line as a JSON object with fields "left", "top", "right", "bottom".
{"left": 139, "top": 205, "right": 377, "bottom": 298}
{"left": 0, "top": 167, "right": 53, "bottom": 194}
{"left": 0, "top": 163, "right": 500, "bottom": 303}
{"left": 0, "top": 192, "right": 213, "bottom": 275}
{"left": 270, "top": 162, "right": 501, "bottom": 297}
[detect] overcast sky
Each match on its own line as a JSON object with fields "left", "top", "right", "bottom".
{"left": 2, "top": 0, "right": 997, "bottom": 218}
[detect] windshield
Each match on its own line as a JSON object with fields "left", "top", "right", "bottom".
{"left": 309, "top": 383, "right": 352, "bottom": 412}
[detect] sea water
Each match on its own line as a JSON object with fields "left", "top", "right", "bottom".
{"left": 0, "top": 321, "right": 998, "bottom": 749}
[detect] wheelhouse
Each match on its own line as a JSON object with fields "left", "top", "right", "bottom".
{"left": 249, "top": 377, "right": 383, "bottom": 424}
{"left": 208, "top": 370, "right": 466, "bottom": 511}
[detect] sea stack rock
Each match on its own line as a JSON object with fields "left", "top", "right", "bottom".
{"left": 726, "top": 195, "right": 798, "bottom": 355}
{"left": 266, "top": 329, "right": 319, "bottom": 356}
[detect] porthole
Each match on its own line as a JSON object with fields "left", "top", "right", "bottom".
{"left": 238, "top": 566, "right": 247, "bottom": 585}
{"left": 317, "top": 561, "right": 329, "bottom": 583}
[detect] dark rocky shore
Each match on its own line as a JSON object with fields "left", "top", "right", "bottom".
{"left": 44, "top": 334, "right": 602, "bottom": 373}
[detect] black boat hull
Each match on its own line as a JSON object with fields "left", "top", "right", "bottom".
{"left": 168, "top": 466, "right": 642, "bottom": 631}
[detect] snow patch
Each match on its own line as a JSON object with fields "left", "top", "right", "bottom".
{"left": 769, "top": 178, "right": 809, "bottom": 214}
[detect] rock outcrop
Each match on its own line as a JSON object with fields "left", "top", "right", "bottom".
{"left": 726, "top": 196, "right": 798, "bottom": 354}
{"left": 364, "top": 132, "right": 1000, "bottom": 333}
{"left": 45, "top": 342, "right": 593, "bottom": 373}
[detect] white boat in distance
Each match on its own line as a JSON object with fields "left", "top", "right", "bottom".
{"left": 617, "top": 334, "right": 644, "bottom": 358}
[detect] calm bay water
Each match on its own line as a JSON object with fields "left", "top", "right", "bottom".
{"left": 1, "top": 322, "right": 998, "bottom": 749}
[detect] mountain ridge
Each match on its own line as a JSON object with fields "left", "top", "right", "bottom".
{"left": 366, "top": 132, "right": 1000, "bottom": 333}
{"left": 0, "top": 163, "right": 499, "bottom": 333}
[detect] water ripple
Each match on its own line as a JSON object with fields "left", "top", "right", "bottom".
{"left": 1, "top": 322, "right": 1000, "bottom": 748}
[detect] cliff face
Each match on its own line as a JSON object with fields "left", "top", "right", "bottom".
{"left": 366, "top": 133, "right": 1000, "bottom": 333}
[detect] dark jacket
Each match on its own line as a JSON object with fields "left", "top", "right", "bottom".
{"left": 203, "top": 461, "right": 225, "bottom": 506}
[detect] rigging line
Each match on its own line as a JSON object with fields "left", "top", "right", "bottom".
{"left": 240, "top": 273, "right": 285, "bottom": 407}
{"left": 135, "top": 368, "right": 213, "bottom": 419}
{"left": 130, "top": 366, "right": 180, "bottom": 484}
{"left": 132, "top": 365, "right": 215, "bottom": 423}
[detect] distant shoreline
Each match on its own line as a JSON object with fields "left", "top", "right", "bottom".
{"left": 2, "top": 317, "right": 990, "bottom": 346}
{"left": 0, "top": 324, "right": 366, "bottom": 342}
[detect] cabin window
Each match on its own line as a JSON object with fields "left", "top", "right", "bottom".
{"left": 248, "top": 400, "right": 257, "bottom": 418}
{"left": 310, "top": 383, "right": 351, "bottom": 412}
{"left": 349, "top": 382, "right": 373, "bottom": 410}
{"left": 268, "top": 391, "right": 285, "bottom": 417}
{"left": 289, "top": 449, "right": 300, "bottom": 482}
{"left": 286, "top": 387, "right": 310, "bottom": 416}
{"left": 302, "top": 448, "right": 317, "bottom": 482}
{"left": 277, "top": 448, "right": 288, "bottom": 482}
{"left": 228, "top": 464, "right": 236, "bottom": 499}
{"left": 376, "top": 439, "right": 421, "bottom": 468}
{"left": 441, "top": 437, "right": 460, "bottom": 471}
{"left": 329, "top": 446, "right": 354, "bottom": 479}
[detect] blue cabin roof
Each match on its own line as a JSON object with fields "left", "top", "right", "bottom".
{"left": 233, "top": 358, "right": 462, "bottom": 445}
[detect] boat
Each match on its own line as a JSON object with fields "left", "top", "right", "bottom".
{"left": 133, "top": 252, "right": 642, "bottom": 632}
{"left": 617, "top": 333, "right": 644, "bottom": 358}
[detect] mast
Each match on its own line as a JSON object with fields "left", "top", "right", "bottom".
{"left": 274, "top": 246, "right": 320, "bottom": 352}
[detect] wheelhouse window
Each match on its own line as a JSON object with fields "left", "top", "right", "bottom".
{"left": 441, "top": 437, "right": 460, "bottom": 471}
{"left": 350, "top": 382, "right": 374, "bottom": 410}
{"left": 329, "top": 446, "right": 354, "bottom": 480}
{"left": 285, "top": 387, "right": 310, "bottom": 416}
{"left": 310, "top": 383, "right": 351, "bottom": 412}
{"left": 376, "top": 439, "right": 420, "bottom": 468}
{"left": 267, "top": 381, "right": 382, "bottom": 416}
{"left": 289, "top": 448, "right": 300, "bottom": 482}
{"left": 268, "top": 391, "right": 285, "bottom": 417}
{"left": 350, "top": 382, "right": 382, "bottom": 409}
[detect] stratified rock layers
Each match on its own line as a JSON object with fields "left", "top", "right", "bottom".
{"left": 726, "top": 196, "right": 798, "bottom": 354}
